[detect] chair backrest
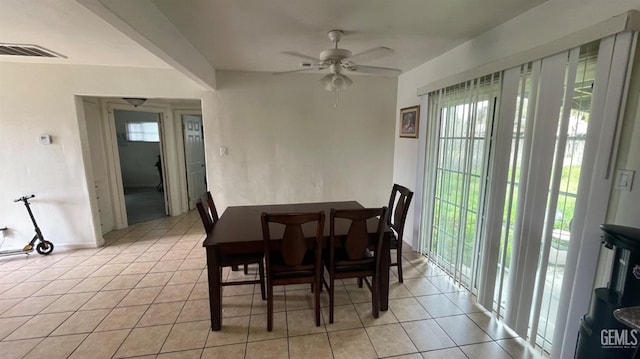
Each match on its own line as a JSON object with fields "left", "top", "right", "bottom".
{"left": 387, "top": 184, "right": 414, "bottom": 237}
{"left": 196, "top": 198, "right": 214, "bottom": 233}
{"left": 329, "top": 207, "right": 388, "bottom": 268}
{"left": 206, "top": 191, "right": 219, "bottom": 223}
{"left": 261, "top": 211, "right": 325, "bottom": 272}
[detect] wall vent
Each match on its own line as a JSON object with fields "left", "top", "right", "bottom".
{"left": 0, "top": 43, "right": 64, "bottom": 58}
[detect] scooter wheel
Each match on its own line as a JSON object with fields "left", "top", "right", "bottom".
{"left": 36, "top": 241, "right": 54, "bottom": 255}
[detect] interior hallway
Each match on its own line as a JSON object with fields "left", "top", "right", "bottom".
{"left": 124, "top": 187, "right": 166, "bottom": 225}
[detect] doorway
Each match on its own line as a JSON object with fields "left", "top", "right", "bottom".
{"left": 82, "top": 98, "right": 203, "bottom": 234}
{"left": 113, "top": 109, "right": 167, "bottom": 224}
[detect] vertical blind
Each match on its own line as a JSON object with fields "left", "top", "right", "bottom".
{"left": 419, "top": 32, "right": 634, "bottom": 353}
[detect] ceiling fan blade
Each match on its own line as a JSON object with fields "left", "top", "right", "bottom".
{"left": 347, "top": 47, "right": 394, "bottom": 63}
{"left": 272, "top": 66, "right": 327, "bottom": 75}
{"left": 272, "top": 69, "right": 315, "bottom": 75}
{"left": 281, "top": 51, "right": 322, "bottom": 62}
{"left": 344, "top": 64, "right": 401, "bottom": 76}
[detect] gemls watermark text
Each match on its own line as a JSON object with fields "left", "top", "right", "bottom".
{"left": 601, "top": 329, "right": 639, "bottom": 348}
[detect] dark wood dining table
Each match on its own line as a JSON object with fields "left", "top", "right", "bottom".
{"left": 202, "top": 201, "right": 391, "bottom": 331}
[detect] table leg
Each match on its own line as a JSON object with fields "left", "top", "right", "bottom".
{"left": 379, "top": 235, "right": 390, "bottom": 311}
{"left": 206, "top": 246, "right": 222, "bottom": 331}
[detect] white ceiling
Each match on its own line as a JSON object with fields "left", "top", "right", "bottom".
{"left": 149, "top": 0, "right": 547, "bottom": 73}
{"left": 0, "top": 0, "right": 547, "bottom": 75}
{"left": 0, "top": 0, "right": 169, "bottom": 67}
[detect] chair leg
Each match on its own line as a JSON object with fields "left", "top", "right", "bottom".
{"left": 267, "top": 282, "right": 273, "bottom": 331}
{"left": 314, "top": 277, "right": 321, "bottom": 327}
{"left": 397, "top": 241, "right": 403, "bottom": 283}
{"left": 329, "top": 276, "right": 335, "bottom": 324}
{"left": 372, "top": 274, "right": 379, "bottom": 318}
{"left": 258, "top": 260, "right": 266, "bottom": 300}
{"left": 244, "top": 264, "right": 249, "bottom": 275}
{"left": 357, "top": 277, "right": 363, "bottom": 288}
{"left": 231, "top": 265, "right": 239, "bottom": 271}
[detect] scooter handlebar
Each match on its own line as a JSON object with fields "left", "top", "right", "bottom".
{"left": 14, "top": 194, "right": 35, "bottom": 203}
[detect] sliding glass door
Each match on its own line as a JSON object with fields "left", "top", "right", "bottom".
{"left": 532, "top": 43, "right": 599, "bottom": 351}
{"left": 427, "top": 75, "right": 500, "bottom": 289}
{"left": 420, "top": 38, "right": 619, "bottom": 351}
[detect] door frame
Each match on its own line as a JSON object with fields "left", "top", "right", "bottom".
{"left": 82, "top": 98, "right": 114, "bottom": 236}
{"left": 103, "top": 101, "right": 172, "bottom": 228}
{"left": 175, "top": 109, "right": 206, "bottom": 210}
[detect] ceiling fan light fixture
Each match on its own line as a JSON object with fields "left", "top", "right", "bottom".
{"left": 332, "top": 73, "right": 352, "bottom": 91}
{"left": 320, "top": 74, "right": 335, "bottom": 91}
{"left": 279, "top": 30, "right": 398, "bottom": 106}
{"left": 320, "top": 73, "right": 352, "bottom": 91}
{"left": 123, "top": 97, "right": 147, "bottom": 107}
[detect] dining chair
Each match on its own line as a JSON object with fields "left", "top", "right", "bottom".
{"left": 206, "top": 191, "right": 247, "bottom": 274}
{"left": 323, "top": 207, "right": 388, "bottom": 323}
{"left": 196, "top": 196, "right": 266, "bottom": 300}
{"left": 387, "top": 184, "right": 413, "bottom": 283}
{"left": 206, "top": 191, "right": 219, "bottom": 223}
{"left": 261, "top": 211, "right": 325, "bottom": 331}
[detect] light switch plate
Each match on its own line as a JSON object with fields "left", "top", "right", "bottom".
{"left": 615, "top": 169, "right": 635, "bottom": 191}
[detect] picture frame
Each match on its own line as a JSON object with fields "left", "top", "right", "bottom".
{"left": 399, "top": 105, "right": 420, "bottom": 138}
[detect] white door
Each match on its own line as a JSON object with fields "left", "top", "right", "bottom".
{"left": 183, "top": 115, "right": 206, "bottom": 210}
{"left": 84, "top": 100, "right": 114, "bottom": 234}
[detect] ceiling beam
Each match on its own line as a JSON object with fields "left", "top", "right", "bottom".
{"left": 78, "top": 0, "right": 216, "bottom": 90}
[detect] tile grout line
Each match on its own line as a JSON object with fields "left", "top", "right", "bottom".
{"left": 109, "top": 219, "right": 199, "bottom": 358}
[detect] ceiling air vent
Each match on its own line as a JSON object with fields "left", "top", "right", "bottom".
{"left": 0, "top": 43, "right": 64, "bottom": 58}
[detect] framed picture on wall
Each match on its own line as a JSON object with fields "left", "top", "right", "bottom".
{"left": 399, "top": 105, "right": 420, "bottom": 138}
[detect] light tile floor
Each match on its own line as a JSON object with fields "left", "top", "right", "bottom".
{"left": 0, "top": 211, "right": 547, "bottom": 358}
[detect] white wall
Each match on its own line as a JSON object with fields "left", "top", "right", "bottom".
{"left": 0, "top": 62, "right": 204, "bottom": 250}
{"left": 394, "top": 0, "right": 640, "bottom": 246}
{"left": 201, "top": 71, "right": 397, "bottom": 213}
{"left": 0, "top": 62, "right": 396, "bottom": 250}
{"left": 607, "top": 41, "right": 640, "bottom": 227}
{"left": 114, "top": 110, "right": 162, "bottom": 188}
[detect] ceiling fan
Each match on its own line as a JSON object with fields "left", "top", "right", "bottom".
{"left": 275, "top": 30, "right": 401, "bottom": 96}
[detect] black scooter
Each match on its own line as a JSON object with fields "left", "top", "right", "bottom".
{"left": 0, "top": 194, "right": 54, "bottom": 257}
